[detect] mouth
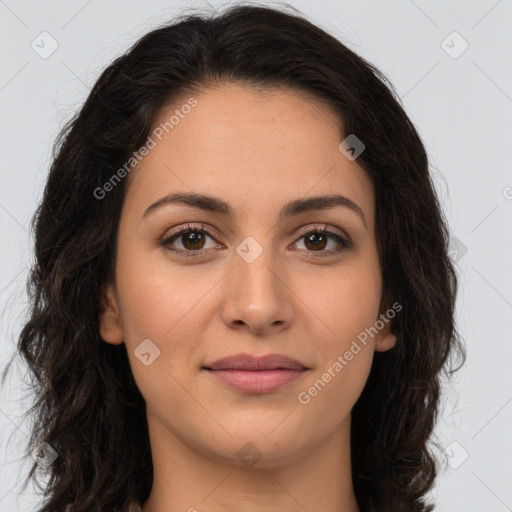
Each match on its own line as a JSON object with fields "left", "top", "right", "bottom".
{"left": 202, "top": 353, "right": 309, "bottom": 394}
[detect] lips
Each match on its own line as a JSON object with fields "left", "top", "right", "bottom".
{"left": 203, "top": 353, "right": 307, "bottom": 371}
{"left": 203, "top": 353, "right": 309, "bottom": 394}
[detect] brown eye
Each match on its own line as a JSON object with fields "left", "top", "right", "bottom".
{"left": 161, "top": 224, "right": 221, "bottom": 257}
{"left": 180, "top": 230, "right": 206, "bottom": 250}
{"left": 292, "top": 227, "right": 352, "bottom": 256}
{"left": 304, "top": 232, "right": 328, "bottom": 251}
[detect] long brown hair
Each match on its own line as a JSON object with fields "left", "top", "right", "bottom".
{"left": 1, "top": 4, "right": 465, "bottom": 511}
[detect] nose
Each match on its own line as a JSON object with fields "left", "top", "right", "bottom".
{"left": 219, "top": 247, "right": 294, "bottom": 335}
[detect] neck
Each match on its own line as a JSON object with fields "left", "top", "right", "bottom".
{"left": 141, "top": 411, "right": 360, "bottom": 512}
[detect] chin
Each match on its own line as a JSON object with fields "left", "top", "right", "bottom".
{"left": 205, "top": 424, "right": 315, "bottom": 469}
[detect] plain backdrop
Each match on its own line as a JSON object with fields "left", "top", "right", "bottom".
{"left": 0, "top": 1, "right": 511, "bottom": 510}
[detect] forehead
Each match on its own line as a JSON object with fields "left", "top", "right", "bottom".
{"left": 125, "top": 83, "right": 375, "bottom": 226}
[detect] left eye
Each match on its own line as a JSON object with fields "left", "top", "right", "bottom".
{"left": 293, "top": 229, "right": 350, "bottom": 253}
{"left": 161, "top": 224, "right": 351, "bottom": 257}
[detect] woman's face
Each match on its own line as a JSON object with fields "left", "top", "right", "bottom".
{"left": 100, "top": 83, "right": 396, "bottom": 467}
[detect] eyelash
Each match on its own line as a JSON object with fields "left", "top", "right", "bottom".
{"left": 160, "top": 223, "right": 352, "bottom": 259}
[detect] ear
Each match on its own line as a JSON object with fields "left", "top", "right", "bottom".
{"left": 374, "top": 305, "right": 397, "bottom": 353}
{"left": 98, "top": 283, "right": 124, "bottom": 345}
{"left": 374, "top": 324, "right": 396, "bottom": 352}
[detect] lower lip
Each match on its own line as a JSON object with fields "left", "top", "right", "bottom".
{"left": 205, "top": 368, "right": 307, "bottom": 393}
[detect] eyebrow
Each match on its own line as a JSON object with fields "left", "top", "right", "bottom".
{"left": 142, "top": 192, "right": 367, "bottom": 229}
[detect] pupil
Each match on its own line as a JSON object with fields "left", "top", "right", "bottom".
{"left": 307, "top": 233, "right": 326, "bottom": 250}
{"left": 185, "top": 232, "right": 204, "bottom": 249}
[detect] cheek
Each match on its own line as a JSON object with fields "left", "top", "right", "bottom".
{"left": 115, "top": 242, "right": 219, "bottom": 339}
{"left": 299, "top": 333, "right": 375, "bottom": 420}
{"left": 294, "top": 259, "right": 380, "bottom": 402}
{"left": 114, "top": 248, "right": 228, "bottom": 395}
{"left": 115, "top": 259, "right": 212, "bottom": 411}
{"left": 295, "top": 259, "right": 382, "bottom": 342}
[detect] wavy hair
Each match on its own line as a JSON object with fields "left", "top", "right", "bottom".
{"left": 1, "top": 4, "right": 465, "bottom": 511}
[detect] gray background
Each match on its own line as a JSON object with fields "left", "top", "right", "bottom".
{"left": 0, "top": 0, "right": 511, "bottom": 510}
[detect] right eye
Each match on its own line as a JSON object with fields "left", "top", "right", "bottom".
{"left": 160, "top": 223, "right": 224, "bottom": 257}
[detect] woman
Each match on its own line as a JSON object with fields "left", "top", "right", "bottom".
{"left": 3, "top": 4, "right": 465, "bottom": 511}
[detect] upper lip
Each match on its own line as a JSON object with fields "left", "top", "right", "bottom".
{"left": 203, "top": 353, "right": 308, "bottom": 371}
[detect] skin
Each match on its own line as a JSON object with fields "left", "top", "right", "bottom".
{"left": 99, "top": 83, "right": 396, "bottom": 512}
